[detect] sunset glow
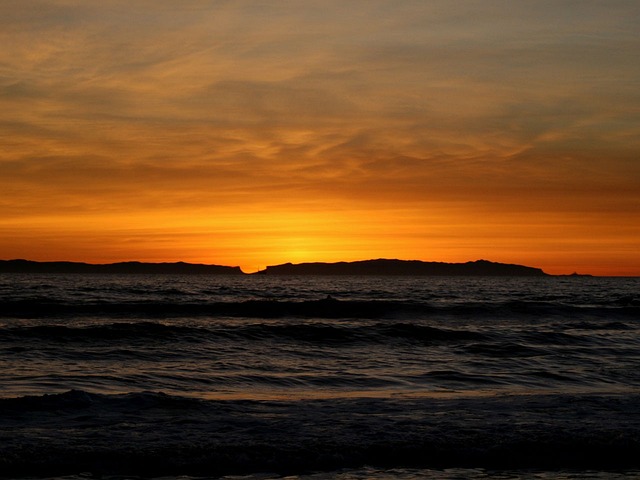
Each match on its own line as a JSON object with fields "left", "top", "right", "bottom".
{"left": 1, "top": 1, "right": 639, "bottom": 275}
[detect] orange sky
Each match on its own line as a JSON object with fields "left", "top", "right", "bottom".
{"left": 1, "top": 1, "right": 639, "bottom": 275}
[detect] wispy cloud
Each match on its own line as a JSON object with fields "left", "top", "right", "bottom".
{"left": 1, "top": 1, "right": 639, "bottom": 273}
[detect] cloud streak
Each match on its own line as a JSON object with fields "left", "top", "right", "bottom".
{"left": 1, "top": 1, "right": 639, "bottom": 274}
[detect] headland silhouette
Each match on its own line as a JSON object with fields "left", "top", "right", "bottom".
{"left": 0, "top": 259, "right": 243, "bottom": 275}
{"left": 0, "top": 258, "right": 551, "bottom": 276}
{"left": 256, "top": 259, "right": 547, "bottom": 276}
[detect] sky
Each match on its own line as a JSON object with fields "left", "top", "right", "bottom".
{"left": 1, "top": 1, "right": 639, "bottom": 275}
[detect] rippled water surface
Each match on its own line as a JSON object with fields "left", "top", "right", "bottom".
{"left": 1, "top": 274, "right": 639, "bottom": 477}
{"left": 1, "top": 275, "right": 638, "bottom": 399}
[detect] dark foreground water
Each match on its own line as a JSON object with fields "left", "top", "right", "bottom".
{"left": 0, "top": 274, "right": 639, "bottom": 479}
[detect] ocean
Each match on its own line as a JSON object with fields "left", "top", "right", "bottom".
{"left": 1, "top": 273, "right": 639, "bottom": 479}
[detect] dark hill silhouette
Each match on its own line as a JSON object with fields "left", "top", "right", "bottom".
{"left": 0, "top": 260, "right": 243, "bottom": 275}
{"left": 257, "top": 259, "right": 547, "bottom": 276}
{"left": 1, "top": 258, "right": 549, "bottom": 276}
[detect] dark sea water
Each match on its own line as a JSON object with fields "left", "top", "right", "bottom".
{"left": 1, "top": 274, "right": 639, "bottom": 479}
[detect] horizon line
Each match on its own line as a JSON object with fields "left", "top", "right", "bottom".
{"left": 0, "top": 257, "right": 617, "bottom": 277}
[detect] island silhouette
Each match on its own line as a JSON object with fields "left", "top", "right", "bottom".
{"left": 255, "top": 259, "right": 547, "bottom": 276}
{"left": 0, "top": 258, "right": 550, "bottom": 276}
{"left": 0, "top": 259, "right": 243, "bottom": 275}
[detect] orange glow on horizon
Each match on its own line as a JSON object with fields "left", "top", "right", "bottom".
{"left": 1, "top": 202, "right": 638, "bottom": 276}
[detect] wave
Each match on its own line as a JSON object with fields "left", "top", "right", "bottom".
{"left": 0, "top": 314, "right": 633, "bottom": 351}
{"left": 0, "top": 321, "right": 486, "bottom": 345}
{"left": 0, "top": 322, "right": 200, "bottom": 342}
{"left": 1, "top": 390, "right": 640, "bottom": 477}
{"left": 1, "top": 297, "right": 638, "bottom": 320}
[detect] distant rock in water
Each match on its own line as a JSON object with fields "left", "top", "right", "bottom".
{"left": 0, "top": 259, "right": 243, "bottom": 275}
{"left": 257, "top": 259, "right": 548, "bottom": 276}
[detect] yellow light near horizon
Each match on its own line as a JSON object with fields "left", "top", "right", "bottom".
{"left": 1, "top": 195, "right": 639, "bottom": 276}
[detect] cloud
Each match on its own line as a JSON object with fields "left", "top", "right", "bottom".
{"left": 1, "top": 1, "right": 639, "bottom": 272}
